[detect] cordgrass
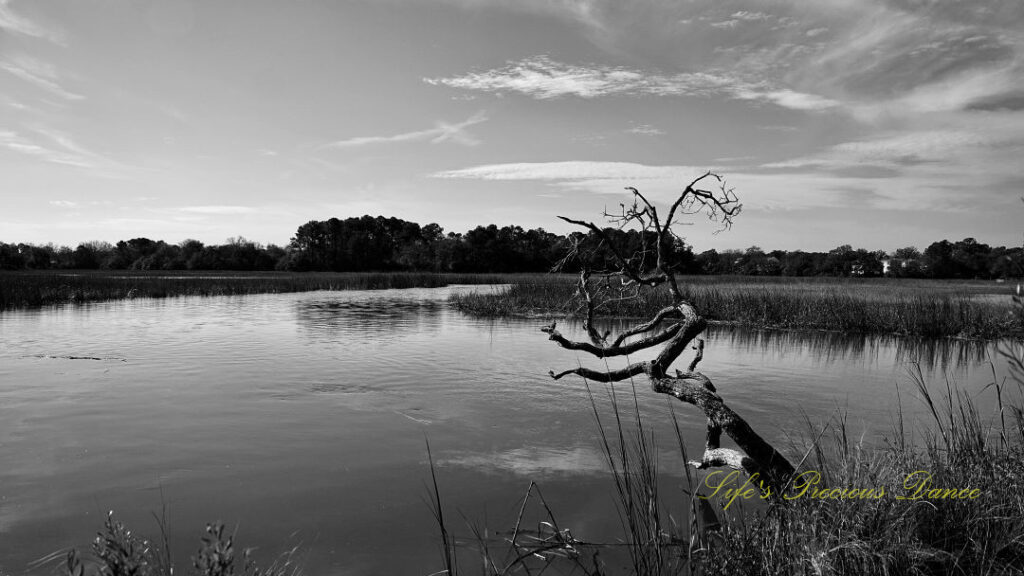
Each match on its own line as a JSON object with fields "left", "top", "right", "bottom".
{"left": 56, "top": 513, "right": 301, "bottom": 576}
{"left": 687, "top": 364, "right": 1024, "bottom": 576}
{"left": 449, "top": 275, "right": 1022, "bottom": 339}
{"left": 0, "top": 270, "right": 519, "bottom": 310}
{"left": 428, "top": 353, "right": 1024, "bottom": 576}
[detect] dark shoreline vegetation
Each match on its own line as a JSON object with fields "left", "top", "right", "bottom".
{"left": 0, "top": 270, "right": 517, "bottom": 310}
{"left": 450, "top": 275, "right": 1023, "bottom": 339}
{"left": 2, "top": 215, "right": 1022, "bottom": 280}
{"left": 3, "top": 270, "right": 1020, "bottom": 339}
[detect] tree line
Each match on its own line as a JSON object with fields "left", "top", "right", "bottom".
{"left": 1, "top": 215, "right": 1021, "bottom": 279}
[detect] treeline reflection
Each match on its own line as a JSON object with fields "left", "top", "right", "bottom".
{"left": 708, "top": 326, "right": 993, "bottom": 372}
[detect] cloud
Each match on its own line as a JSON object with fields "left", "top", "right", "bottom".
{"left": 428, "top": 147, "right": 1020, "bottom": 215}
{"left": 432, "top": 160, "right": 704, "bottom": 182}
{"left": 747, "top": 119, "right": 1024, "bottom": 213}
{"left": 761, "top": 130, "right": 1000, "bottom": 172}
{"left": 463, "top": 1, "right": 1024, "bottom": 118}
{"left": 965, "top": 91, "right": 1024, "bottom": 112}
{"left": 48, "top": 200, "right": 77, "bottom": 208}
{"left": 1, "top": 126, "right": 149, "bottom": 181}
{"left": 426, "top": 56, "right": 838, "bottom": 111}
{"left": 783, "top": 4, "right": 1024, "bottom": 117}
{"left": 0, "top": 129, "right": 91, "bottom": 167}
{"left": 732, "top": 10, "right": 772, "bottom": 21}
{"left": 735, "top": 88, "right": 839, "bottom": 111}
{"left": 710, "top": 19, "right": 739, "bottom": 29}
{"left": 626, "top": 124, "right": 665, "bottom": 136}
{"left": 0, "top": 0, "right": 65, "bottom": 44}
{"left": 0, "top": 55, "right": 83, "bottom": 101}
{"left": 178, "top": 206, "right": 256, "bottom": 215}
{"left": 430, "top": 160, "right": 858, "bottom": 214}
{"left": 325, "top": 111, "right": 487, "bottom": 148}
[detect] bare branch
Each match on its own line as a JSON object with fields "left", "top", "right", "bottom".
{"left": 549, "top": 362, "right": 649, "bottom": 383}
{"left": 688, "top": 448, "right": 757, "bottom": 475}
{"left": 652, "top": 305, "right": 705, "bottom": 375}
{"left": 687, "top": 339, "right": 705, "bottom": 372}
{"left": 556, "top": 216, "right": 669, "bottom": 289}
{"left": 672, "top": 368, "right": 715, "bottom": 393}
{"left": 610, "top": 306, "right": 682, "bottom": 347}
{"left": 705, "top": 420, "right": 722, "bottom": 450}
{"left": 542, "top": 321, "right": 684, "bottom": 358}
{"left": 577, "top": 271, "right": 607, "bottom": 346}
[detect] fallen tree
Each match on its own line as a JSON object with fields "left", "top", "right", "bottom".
{"left": 542, "top": 172, "right": 796, "bottom": 493}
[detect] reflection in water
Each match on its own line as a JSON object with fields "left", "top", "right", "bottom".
{"left": 711, "top": 326, "right": 994, "bottom": 372}
{"left": 295, "top": 298, "right": 444, "bottom": 339}
{"left": 568, "top": 317, "right": 996, "bottom": 372}
{"left": 442, "top": 446, "right": 608, "bottom": 477}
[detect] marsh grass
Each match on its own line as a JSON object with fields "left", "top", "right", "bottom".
{"left": 0, "top": 270, "right": 518, "bottom": 310}
{"left": 450, "top": 276, "right": 1021, "bottom": 338}
{"left": 55, "top": 512, "right": 302, "bottom": 576}
{"left": 429, "top": 367, "right": 1024, "bottom": 575}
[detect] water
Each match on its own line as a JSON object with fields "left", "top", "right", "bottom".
{"left": 0, "top": 287, "right": 1012, "bottom": 574}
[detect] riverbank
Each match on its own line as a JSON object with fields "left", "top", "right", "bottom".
{"left": 449, "top": 275, "right": 1022, "bottom": 339}
{"left": 0, "top": 270, "right": 519, "bottom": 310}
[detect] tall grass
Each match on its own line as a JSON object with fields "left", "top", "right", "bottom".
{"left": 429, "top": 365, "right": 1024, "bottom": 575}
{"left": 55, "top": 512, "right": 302, "bottom": 576}
{"left": 0, "top": 271, "right": 515, "bottom": 310}
{"left": 450, "top": 276, "right": 1021, "bottom": 339}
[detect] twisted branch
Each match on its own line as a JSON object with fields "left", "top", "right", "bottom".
{"left": 543, "top": 176, "right": 793, "bottom": 493}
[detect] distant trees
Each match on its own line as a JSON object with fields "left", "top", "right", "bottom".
{"left": 283, "top": 217, "right": 567, "bottom": 273}
{"left": 0, "top": 217, "right": 1021, "bottom": 278}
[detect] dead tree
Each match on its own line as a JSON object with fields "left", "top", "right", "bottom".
{"left": 542, "top": 172, "right": 795, "bottom": 493}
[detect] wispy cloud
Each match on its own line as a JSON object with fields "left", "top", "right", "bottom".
{"left": 428, "top": 151, "right": 1018, "bottom": 215}
{"left": 0, "top": 0, "right": 65, "bottom": 44}
{"left": 710, "top": 19, "right": 739, "bottom": 29}
{"left": 325, "top": 111, "right": 488, "bottom": 148}
{"left": 0, "top": 126, "right": 146, "bottom": 180}
{"left": 731, "top": 11, "right": 771, "bottom": 22}
{"left": 0, "top": 54, "right": 83, "bottom": 101}
{"left": 748, "top": 119, "right": 1024, "bottom": 211}
{"left": 805, "top": 8, "right": 1023, "bottom": 116}
{"left": 476, "top": 1, "right": 1024, "bottom": 118}
{"left": 761, "top": 129, "right": 1006, "bottom": 172}
{"left": 432, "top": 160, "right": 704, "bottom": 182}
{"left": 0, "top": 129, "right": 91, "bottom": 167}
{"left": 178, "top": 206, "right": 256, "bottom": 215}
{"left": 425, "top": 56, "right": 838, "bottom": 111}
{"left": 626, "top": 124, "right": 665, "bottom": 136}
{"left": 430, "top": 159, "right": 882, "bottom": 214}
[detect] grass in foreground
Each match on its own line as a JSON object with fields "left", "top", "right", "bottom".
{"left": 449, "top": 275, "right": 1022, "bottom": 339}
{"left": 428, "top": 359, "right": 1024, "bottom": 575}
{"left": 0, "top": 270, "right": 517, "bottom": 310}
{"left": 52, "top": 514, "right": 300, "bottom": 576}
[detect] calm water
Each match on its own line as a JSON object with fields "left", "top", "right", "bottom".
{"left": 0, "top": 287, "right": 1011, "bottom": 574}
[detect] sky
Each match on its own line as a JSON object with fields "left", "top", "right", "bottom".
{"left": 1, "top": 0, "right": 1023, "bottom": 252}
